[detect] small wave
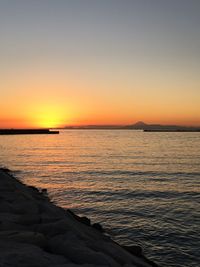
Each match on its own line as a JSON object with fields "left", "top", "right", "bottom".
{"left": 61, "top": 187, "right": 199, "bottom": 201}
{"left": 62, "top": 169, "right": 200, "bottom": 178}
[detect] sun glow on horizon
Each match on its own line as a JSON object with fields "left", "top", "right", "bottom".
{"left": 29, "top": 105, "right": 70, "bottom": 129}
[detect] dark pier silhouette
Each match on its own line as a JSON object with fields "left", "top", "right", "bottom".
{"left": 0, "top": 129, "right": 59, "bottom": 135}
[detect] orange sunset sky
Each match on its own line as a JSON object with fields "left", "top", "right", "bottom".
{"left": 1, "top": 1, "right": 200, "bottom": 128}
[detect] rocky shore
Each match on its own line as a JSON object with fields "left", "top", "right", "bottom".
{"left": 0, "top": 168, "right": 158, "bottom": 267}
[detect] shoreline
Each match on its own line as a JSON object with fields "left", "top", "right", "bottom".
{"left": 0, "top": 167, "right": 158, "bottom": 267}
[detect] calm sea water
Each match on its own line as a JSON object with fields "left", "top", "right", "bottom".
{"left": 0, "top": 130, "right": 199, "bottom": 267}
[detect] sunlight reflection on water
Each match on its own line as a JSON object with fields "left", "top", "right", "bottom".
{"left": 0, "top": 130, "right": 200, "bottom": 267}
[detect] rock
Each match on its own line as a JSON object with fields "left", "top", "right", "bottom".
{"left": 0, "top": 230, "right": 47, "bottom": 248}
{"left": 10, "top": 199, "right": 39, "bottom": 215}
{"left": 41, "top": 188, "right": 48, "bottom": 194}
{"left": 40, "top": 188, "right": 50, "bottom": 200}
{"left": 18, "top": 213, "right": 40, "bottom": 225}
{"left": 84, "top": 239, "right": 136, "bottom": 266}
{"left": 49, "top": 265, "right": 107, "bottom": 267}
{"left": 0, "top": 169, "right": 158, "bottom": 267}
{"left": 39, "top": 212, "right": 63, "bottom": 224}
{"left": 38, "top": 202, "right": 66, "bottom": 218}
{"left": 28, "top": 185, "right": 40, "bottom": 193}
{"left": 33, "top": 219, "right": 70, "bottom": 237}
{"left": 0, "top": 167, "right": 11, "bottom": 173}
{"left": 0, "top": 240, "right": 69, "bottom": 267}
{"left": 0, "top": 212, "right": 21, "bottom": 223}
{"left": 79, "top": 216, "right": 91, "bottom": 226}
{"left": 0, "top": 201, "right": 12, "bottom": 213}
{"left": 67, "top": 210, "right": 91, "bottom": 226}
{"left": 92, "top": 223, "right": 104, "bottom": 232}
{"left": 49, "top": 233, "right": 120, "bottom": 266}
{"left": 122, "top": 245, "right": 143, "bottom": 256}
{"left": 0, "top": 221, "right": 29, "bottom": 232}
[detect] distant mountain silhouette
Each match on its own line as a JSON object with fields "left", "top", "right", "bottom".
{"left": 125, "top": 121, "right": 200, "bottom": 131}
{"left": 131, "top": 121, "right": 148, "bottom": 128}
{"left": 63, "top": 121, "right": 200, "bottom": 131}
{"left": 124, "top": 121, "right": 151, "bottom": 129}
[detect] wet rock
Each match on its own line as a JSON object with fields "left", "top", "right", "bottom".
{"left": 40, "top": 188, "right": 50, "bottom": 200}
{"left": 28, "top": 185, "right": 40, "bottom": 192}
{"left": 67, "top": 210, "right": 91, "bottom": 226}
{"left": 38, "top": 202, "right": 65, "bottom": 217}
{"left": 122, "top": 245, "right": 143, "bottom": 256}
{"left": 0, "top": 167, "right": 11, "bottom": 173}
{"left": 41, "top": 188, "right": 48, "bottom": 194}
{"left": 92, "top": 223, "right": 104, "bottom": 232}
{"left": 79, "top": 216, "right": 91, "bottom": 226}
{"left": 140, "top": 257, "right": 159, "bottom": 267}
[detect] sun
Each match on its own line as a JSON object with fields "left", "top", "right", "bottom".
{"left": 38, "top": 114, "right": 62, "bottom": 128}
{"left": 30, "top": 106, "right": 67, "bottom": 129}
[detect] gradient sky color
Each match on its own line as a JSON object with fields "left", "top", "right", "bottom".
{"left": 1, "top": 0, "right": 200, "bottom": 128}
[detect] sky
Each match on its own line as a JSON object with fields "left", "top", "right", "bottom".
{"left": 0, "top": 0, "right": 200, "bottom": 128}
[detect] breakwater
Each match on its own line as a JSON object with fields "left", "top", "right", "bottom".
{"left": 0, "top": 129, "right": 59, "bottom": 135}
{"left": 0, "top": 168, "right": 157, "bottom": 267}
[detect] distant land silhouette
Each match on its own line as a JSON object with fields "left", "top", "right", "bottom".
{"left": 126, "top": 122, "right": 200, "bottom": 132}
{"left": 63, "top": 122, "right": 200, "bottom": 132}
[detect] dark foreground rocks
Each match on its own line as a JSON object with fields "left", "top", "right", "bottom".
{"left": 0, "top": 168, "right": 158, "bottom": 267}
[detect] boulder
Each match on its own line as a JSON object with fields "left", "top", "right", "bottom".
{"left": 92, "top": 223, "right": 104, "bottom": 232}
{"left": 0, "top": 240, "right": 69, "bottom": 267}
{"left": 33, "top": 219, "right": 70, "bottom": 237}
{"left": 49, "top": 233, "right": 120, "bottom": 266}
{"left": 0, "top": 230, "right": 47, "bottom": 248}
{"left": 122, "top": 245, "right": 143, "bottom": 256}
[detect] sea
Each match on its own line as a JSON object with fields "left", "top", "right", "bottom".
{"left": 0, "top": 130, "right": 199, "bottom": 267}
